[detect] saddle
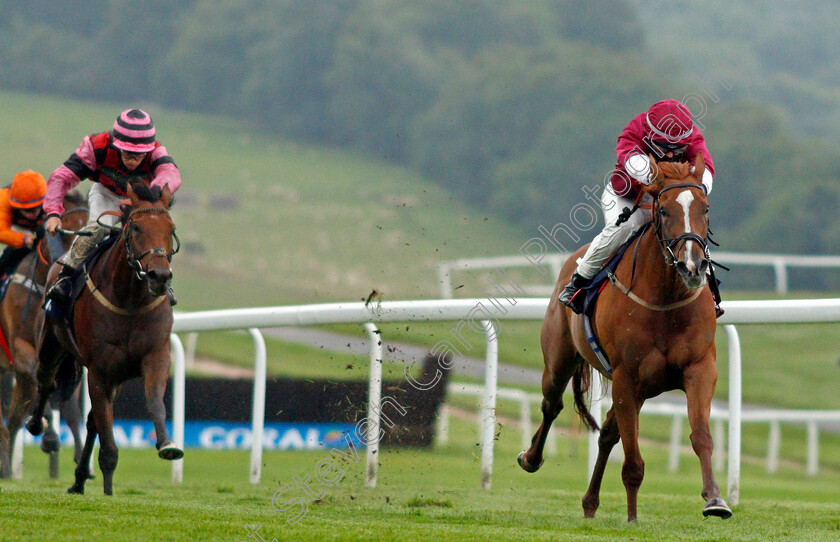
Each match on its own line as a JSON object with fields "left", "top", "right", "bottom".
{"left": 43, "top": 230, "right": 122, "bottom": 322}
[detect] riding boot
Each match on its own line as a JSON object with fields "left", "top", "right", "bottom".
{"left": 166, "top": 285, "right": 177, "bottom": 306}
{"left": 558, "top": 273, "right": 592, "bottom": 314}
{"left": 45, "top": 265, "right": 77, "bottom": 306}
{"left": 708, "top": 274, "right": 724, "bottom": 318}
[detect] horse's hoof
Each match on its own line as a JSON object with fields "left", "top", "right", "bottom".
{"left": 41, "top": 432, "right": 61, "bottom": 454}
{"left": 67, "top": 485, "right": 84, "bottom": 495}
{"left": 24, "top": 416, "right": 46, "bottom": 437}
{"left": 157, "top": 443, "right": 184, "bottom": 461}
{"left": 517, "top": 451, "right": 543, "bottom": 473}
{"left": 703, "top": 497, "right": 732, "bottom": 519}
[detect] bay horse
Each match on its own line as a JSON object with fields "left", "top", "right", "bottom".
{"left": 518, "top": 155, "right": 732, "bottom": 522}
{"left": 26, "top": 183, "right": 181, "bottom": 495}
{"left": 0, "top": 192, "right": 88, "bottom": 478}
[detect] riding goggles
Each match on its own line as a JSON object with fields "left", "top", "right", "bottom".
{"left": 651, "top": 140, "right": 687, "bottom": 158}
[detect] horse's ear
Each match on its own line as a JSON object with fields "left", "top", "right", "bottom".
{"left": 160, "top": 184, "right": 172, "bottom": 208}
{"left": 643, "top": 154, "right": 663, "bottom": 194}
{"left": 693, "top": 153, "right": 706, "bottom": 183}
{"left": 126, "top": 183, "right": 139, "bottom": 205}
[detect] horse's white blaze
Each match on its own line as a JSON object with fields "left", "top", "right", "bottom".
{"left": 675, "top": 190, "right": 696, "bottom": 271}
{"left": 676, "top": 190, "right": 694, "bottom": 233}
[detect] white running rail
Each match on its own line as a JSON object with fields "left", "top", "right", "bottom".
{"left": 439, "top": 252, "right": 840, "bottom": 297}
{"left": 16, "top": 297, "right": 840, "bottom": 508}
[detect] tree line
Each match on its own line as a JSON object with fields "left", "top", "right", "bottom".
{"left": 2, "top": 0, "right": 839, "bottom": 272}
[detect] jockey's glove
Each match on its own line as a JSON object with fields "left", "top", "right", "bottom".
{"left": 625, "top": 154, "right": 653, "bottom": 185}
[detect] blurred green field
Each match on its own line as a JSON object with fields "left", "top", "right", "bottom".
{"left": 0, "top": 91, "right": 527, "bottom": 309}
{"left": 2, "top": 414, "right": 839, "bottom": 541}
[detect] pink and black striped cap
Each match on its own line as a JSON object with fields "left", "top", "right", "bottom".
{"left": 112, "top": 109, "right": 156, "bottom": 153}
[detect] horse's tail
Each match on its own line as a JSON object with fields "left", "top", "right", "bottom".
{"left": 572, "top": 361, "right": 601, "bottom": 432}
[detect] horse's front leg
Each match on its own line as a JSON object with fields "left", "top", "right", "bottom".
{"left": 582, "top": 406, "right": 621, "bottom": 518}
{"left": 87, "top": 368, "right": 118, "bottom": 496}
{"left": 684, "top": 356, "right": 732, "bottom": 519}
{"left": 8, "top": 340, "right": 38, "bottom": 447}
{"left": 143, "top": 347, "right": 183, "bottom": 461}
{"left": 25, "top": 322, "right": 66, "bottom": 436}
{"left": 612, "top": 370, "right": 645, "bottom": 522}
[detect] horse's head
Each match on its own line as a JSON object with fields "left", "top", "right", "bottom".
{"left": 643, "top": 155, "right": 710, "bottom": 289}
{"left": 121, "top": 183, "right": 179, "bottom": 297}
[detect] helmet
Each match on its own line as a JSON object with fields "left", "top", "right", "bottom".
{"left": 10, "top": 170, "right": 47, "bottom": 209}
{"left": 112, "top": 108, "right": 156, "bottom": 153}
{"left": 646, "top": 99, "right": 694, "bottom": 144}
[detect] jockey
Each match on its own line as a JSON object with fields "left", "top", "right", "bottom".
{"left": 43, "top": 108, "right": 182, "bottom": 306}
{"left": 558, "top": 99, "right": 724, "bottom": 317}
{"left": 0, "top": 170, "right": 48, "bottom": 278}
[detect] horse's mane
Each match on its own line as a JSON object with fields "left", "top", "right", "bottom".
{"left": 130, "top": 182, "right": 164, "bottom": 204}
{"left": 656, "top": 161, "right": 692, "bottom": 180}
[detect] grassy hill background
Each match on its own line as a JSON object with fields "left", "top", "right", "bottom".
{"left": 0, "top": 92, "right": 529, "bottom": 309}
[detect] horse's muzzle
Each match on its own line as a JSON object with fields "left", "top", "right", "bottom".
{"left": 146, "top": 267, "right": 172, "bottom": 297}
{"left": 676, "top": 257, "right": 708, "bottom": 289}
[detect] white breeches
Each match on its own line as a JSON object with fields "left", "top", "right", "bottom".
{"left": 575, "top": 187, "right": 652, "bottom": 279}
{"left": 58, "top": 184, "right": 124, "bottom": 268}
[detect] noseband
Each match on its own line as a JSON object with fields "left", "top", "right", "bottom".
{"left": 651, "top": 183, "right": 711, "bottom": 267}
{"left": 123, "top": 207, "right": 180, "bottom": 281}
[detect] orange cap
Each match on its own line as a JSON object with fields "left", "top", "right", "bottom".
{"left": 10, "top": 170, "right": 47, "bottom": 209}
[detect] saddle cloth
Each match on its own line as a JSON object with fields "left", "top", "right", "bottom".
{"left": 577, "top": 222, "right": 652, "bottom": 375}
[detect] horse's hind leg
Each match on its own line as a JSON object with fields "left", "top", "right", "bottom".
{"left": 61, "top": 385, "right": 85, "bottom": 466}
{"left": 68, "top": 410, "right": 97, "bottom": 494}
{"left": 582, "top": 406, "right": 621, "bottom": 518}
{"left": 0, "top": 392, "right": 10, "bottom": 478}
{"left": 518, "top": 346, "right": 581, "bottom": 473}
{"left": 684, "top": 357, "right": 732, "bottom": 519}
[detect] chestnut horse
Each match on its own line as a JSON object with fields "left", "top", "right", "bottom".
{"left": 0, "top": 193, "right": 88, "bottom": 478}
{"left": 518, "top": 156, "right": 731, "bottom": 522}
{"left": 26, "top": 183, "right": 181, "bottom": 495}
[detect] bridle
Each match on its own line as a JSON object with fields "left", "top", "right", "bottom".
{"left": 123, "top": 207, "right": 180, "bottom": 282}
{"left": 651, "top": 183, "right": 711, "bottom": 268}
